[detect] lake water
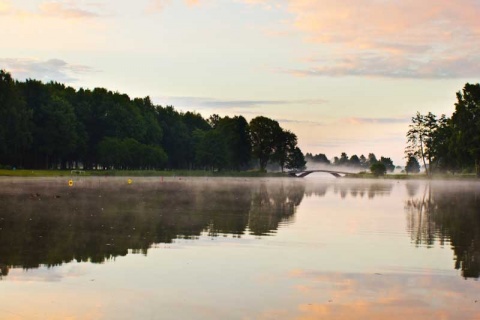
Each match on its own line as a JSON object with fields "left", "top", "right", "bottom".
{"left": 0, "top": 176, "right": 479, "bottom": 319}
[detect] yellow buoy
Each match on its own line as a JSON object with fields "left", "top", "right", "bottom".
{"left": 68, "top": 179, "right": 74, "bottom": 187}
{"left": 127, "top": 179, "right": 132, "bottom": 184}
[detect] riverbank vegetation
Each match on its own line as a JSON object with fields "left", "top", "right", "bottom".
{"left": 405, "top": 83, "right": 480, "bottom": 176}
{"left": 0, "top": 70, "right": 305, "bottom": 172}
{"left": 306, "top": 152, "right": 396, "bottom": 172}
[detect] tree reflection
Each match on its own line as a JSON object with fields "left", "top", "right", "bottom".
{"left": 405, "top": 182, "right": 480, "bottom": 278}
{"left": 0, "top": 179, "right": 305, "bottom": 277}
{"left": 248, "top": 183, "right": 305, "bottom": 236}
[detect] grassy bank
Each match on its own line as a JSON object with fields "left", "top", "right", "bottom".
{"left": 0, "top": 169, "right": 286, "bottom": 178}
{"left": 349, "top": 172, "right": 478, "bottom": 180}
{"left": 0, "top": 169, "right": 75, "bottom": 177}
{"left": 1, "top": 169, "right": 478, "bottom": 180}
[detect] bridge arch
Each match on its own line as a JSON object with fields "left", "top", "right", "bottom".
{"left": 287, "top": 169, "right": 357, "bottom": 178}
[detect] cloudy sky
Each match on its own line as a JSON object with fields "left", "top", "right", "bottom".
{"left": 1, "top": 0, "right": 479, "bottom": 165}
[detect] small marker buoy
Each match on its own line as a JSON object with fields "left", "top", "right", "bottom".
{"left": 68, "top": 179, "right": 74, "bottom": 187}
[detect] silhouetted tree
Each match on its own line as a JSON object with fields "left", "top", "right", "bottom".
{"left": 286, "top": 147, "right": 306, "bottom": 170}
{"left": 450, "top": 83, "right": 480, "bottom": 176}
{"left": 380, "top": 156, "right": 395, "bottom": 172}
{"left": 349, "top": 155, "right": 361, "bottom": 167}
{"left": 370, "top": 162, "right": 386, "bottom": 176}
{"left": 405, "top": 155, "right": 420, "bottom": 174}
{"left": 250, "top": 116, "right": 282, "bottom": 171}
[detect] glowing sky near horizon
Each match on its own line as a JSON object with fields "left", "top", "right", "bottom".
{"left": 1, "top": 0, "right": 479, "bottom": 165}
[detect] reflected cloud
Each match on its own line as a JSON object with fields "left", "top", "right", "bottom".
{"left": 283, "top": 271, "right": 480, "bottom": 320}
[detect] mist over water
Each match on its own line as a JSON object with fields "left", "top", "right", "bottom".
{"left": 0, "top": 177, "right": 479, "bottom": 319}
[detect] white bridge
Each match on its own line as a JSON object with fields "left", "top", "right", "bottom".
{"left": 287, "top": 169, "right": 357, "bottom": 178}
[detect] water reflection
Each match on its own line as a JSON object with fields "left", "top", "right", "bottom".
{"left": 2, "top": 178, "right": 480, "bottom": 319}
{"left": 405, "top": 182, "right": 480, "bottom": 279}
{"left": 0, "top": 178, "right": 305, "bottom": 277}
{"left": 304, "top": 181, "right": 393, "bottom": 199}
{"left": 282, "top": 270, "right": 480, "bottom": 320}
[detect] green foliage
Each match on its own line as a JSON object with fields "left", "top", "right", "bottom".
{"left": 0, "top": 70, "right": 32, "bottom": 166}
{"left": 305, "top": 153, "right": 330, "bottom": 165}
{"left": 1, "top": 70, "right": 307, "bottom": 173}
{"left": 367, "top": 153, "right": 377, "bottom": 167}
{"left": 370, "top": 162, "right": 387, "bottom": 176}
{"left": 405, "top": 112, "right": 438, "bottom": 176}
{"left": 405, "top": 83, "right": 480, "bottom": 176}
{"left": 286, "top": 147, "right": 306, "bottom": 170}
{"left": 451, "top": 83, "right": 480, "bottom": 175}
{"left": 273, "top": 130, "right": 297, "bottom": 172}
{"left": 249, "top": 116, "right": 283, "bottom": 171}
{"left": 349, "top": 155, "right": 361, "bottom": 167}
{"left": 334, "top": 152, "right": 349, "bottom": 166}
{"left": 216, "top": 116, "right": 252, "bottom": 170}
{"left": 380, "top": 156, "right": 395, "bottom": 172}
{"left": 405, "top": 156, "right": 420, "bottom": 174}
{"left": 195, "top": 130, "right": 227, "bottom": 171}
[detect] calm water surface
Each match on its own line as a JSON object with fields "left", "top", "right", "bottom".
{"left": 0, "top": 176, "right": 479, "bottom": 319}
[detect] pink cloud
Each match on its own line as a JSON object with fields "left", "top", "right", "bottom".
{"left": 39, "top": 1, "right": 99, "bottom": 19}
{"left": 282, "top": 0, "right": 480, "bottom": 78}
{"left": 148, "top": 0, "right": 204, "bottom": 12}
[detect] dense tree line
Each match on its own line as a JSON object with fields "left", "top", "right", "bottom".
{"left": 405, "top": 83, "right": 480, "bottom": 176}
{"left": 305, "top": 152, "right": 395, "bottom": 172}
{"left": 0, "top": 70, "right": 305, "bottom": 171}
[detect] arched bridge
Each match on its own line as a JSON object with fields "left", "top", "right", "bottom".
{"left": 287, "top": 169, "right": 358, "bottom": 178}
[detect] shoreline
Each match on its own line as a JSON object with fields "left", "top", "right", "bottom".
{"left": 0, "top": 169, "right": 478, "bottom": 181}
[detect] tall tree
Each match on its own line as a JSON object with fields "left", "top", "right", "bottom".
{"left": 195, "top": 130, "right": 227, "bottom": 171}
{"left": 405, "top": 112, "right": 438, "bottom": 176}
{"left": 250, "top": 116, "right": 282, "bottom": 171}
{"left": 335, "top": 152, "right": 349, "bottom": 166}
{"left": 34, "top": 95, "right": 79, "bottom": 169}
{"left": 359, "top": 154, "right": 367, "bottom": 168}
{"left": 429, "top": 114, "right": 454, "bottom": 171}
{"left": 274, "top": 129, "right": 297, "bottom": 172}
{"left": 0, "top": 70, "right": 31, "bottom": 167}
{"left": 450, "top": 83, "right": 480, "bottom": 176}
{"left": 405, "top": 155, "right": 420, "bottom": 174}
{"left": 286, "top": 147, "right": 306, "bottom": 170}
{"left": 367, "top": 153, "right": 378, "bottom": 167}
{"left": 349, "top": 155, "right": 361, "bottom": 167}
{"left": 216, "top": 116, "right": 251, "bottom": 170}
{"left": 380, "top": 156, "right": 395, "bottom": 172}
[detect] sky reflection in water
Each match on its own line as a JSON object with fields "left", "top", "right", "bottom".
{"left": 0, "top": 177, "right": 479, "bottom": 319}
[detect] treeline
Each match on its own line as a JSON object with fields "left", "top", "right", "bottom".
{"left": 0, "top": 70, "right": 305, "bottom": 171}
{"left": 306, "top": 152, "right": 395, "bottom": 172}
{"left": 405, "top": 83, "right": 480, "bottom": 176}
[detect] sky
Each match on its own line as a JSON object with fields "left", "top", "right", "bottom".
{"left": 1, "top": 0, "right": 479, "bottom": 165}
